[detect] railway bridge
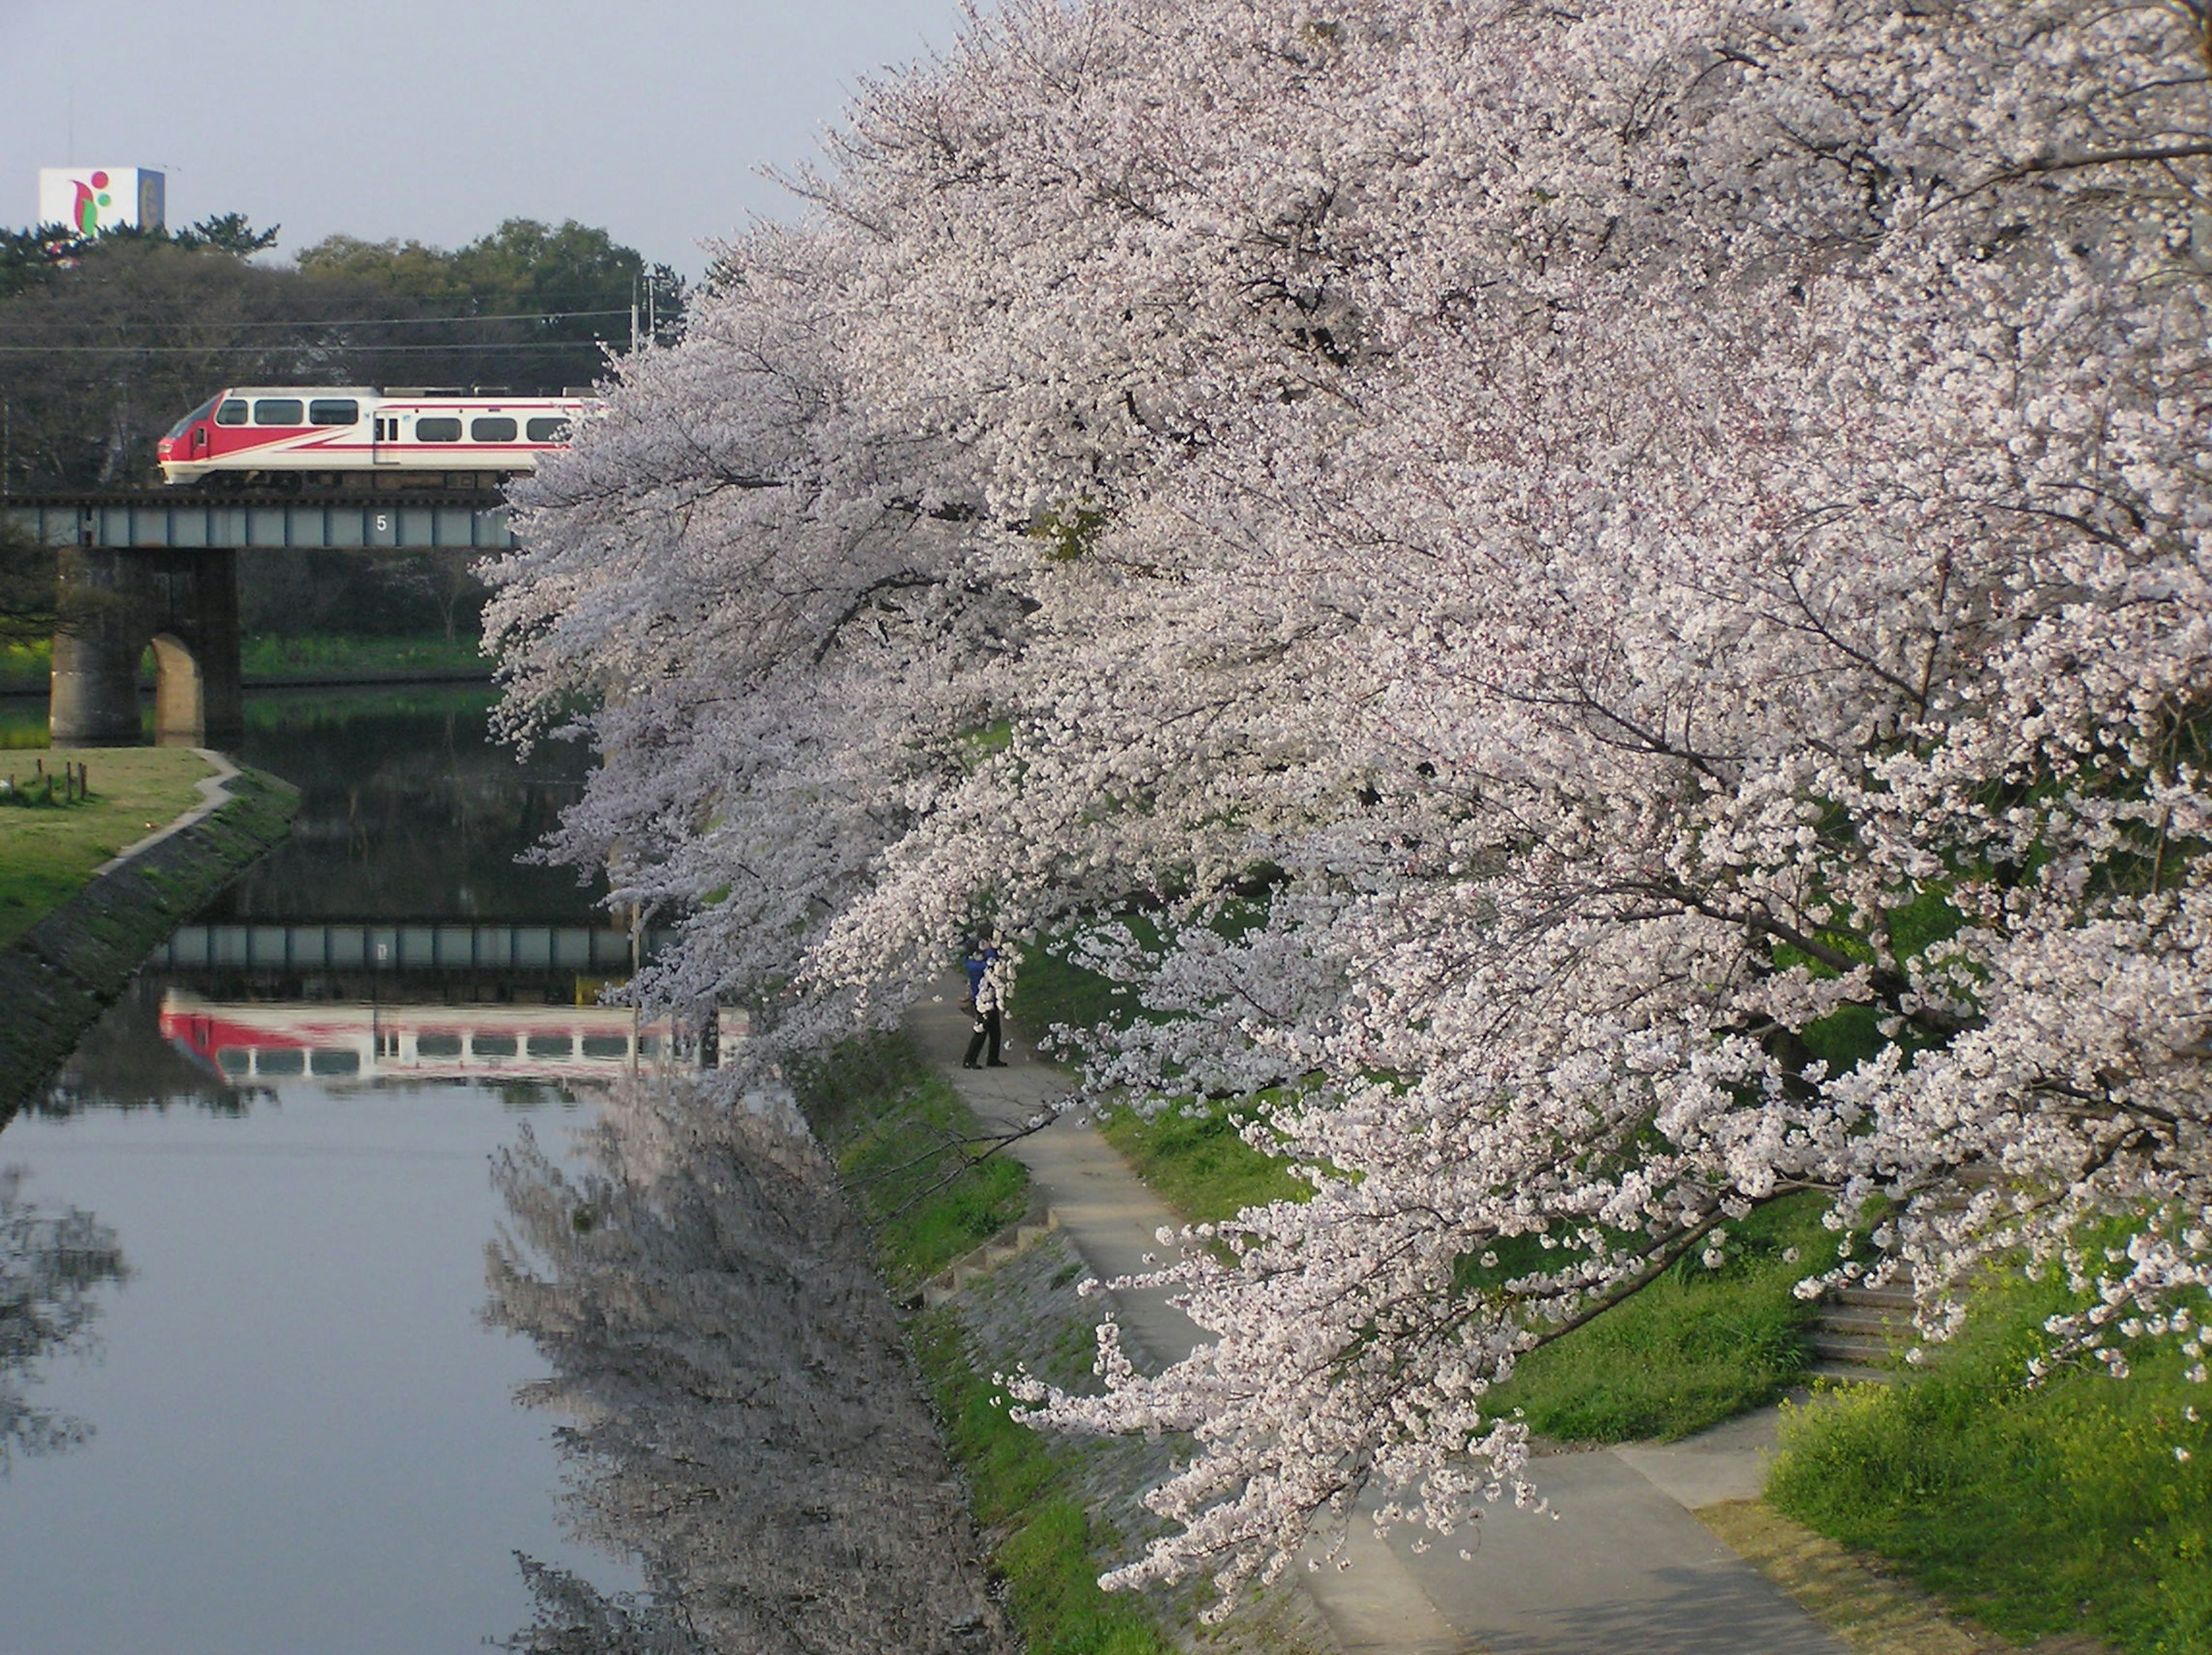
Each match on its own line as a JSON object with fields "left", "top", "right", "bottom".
{"left": 1, "top": 491, "right": 516, "bottom": 745}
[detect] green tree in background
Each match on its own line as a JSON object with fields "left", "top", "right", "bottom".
{"left": 0, "top": 215, "right": 683, "bottom": 490}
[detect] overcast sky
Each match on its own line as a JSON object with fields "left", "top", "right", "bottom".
{"left": 0, "top": 0, "right": 974, "bottom": 276}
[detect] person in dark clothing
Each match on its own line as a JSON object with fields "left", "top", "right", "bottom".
{"left": 962, "top": 954, "right": 1007, "bottom": 1068}
{"left": 961, "top": 937, "right": 994, "bottom": 1012}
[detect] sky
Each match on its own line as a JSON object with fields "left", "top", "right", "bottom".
{"left": 0, "top": 0, "right": 975, "bottom": 277}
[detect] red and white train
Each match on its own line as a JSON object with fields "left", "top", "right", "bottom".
{"left": 157, "top": 386, "right": 596, "bottom": 487}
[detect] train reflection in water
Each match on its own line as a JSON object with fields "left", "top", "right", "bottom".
{"left": 141, "top": 913, "right": 732, "bottom": 1088}
{"left": 159, "top": 990, "right": 737, "bottom": 1086}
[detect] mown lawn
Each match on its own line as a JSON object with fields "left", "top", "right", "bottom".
{"left": 0, "top": 746, "right": 214, "bottom": 947}
{"left": 1769, "top": 1268, "right": 2212, "bottom": 1655}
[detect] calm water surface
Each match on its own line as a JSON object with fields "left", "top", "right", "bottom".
{"left": 0, "top": 688, "right": 641, "bottom": 1655}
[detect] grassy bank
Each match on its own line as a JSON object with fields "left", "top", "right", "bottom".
{"left": 792, "top": 1031, "right": 1175, "bottom": 1655}
{"left": 0, "top": 746, "right": 216, "bottom": 948}
{"left": 0, "top": 763, "right": 297, "bottom": 1117}
{"left": 238, "top": 633, "right": 489, "bottom": 680}
{"left": 1769, "top": 1272, "right": 2212, "bottom": 1654}
{"left": 1483, "top": 1193, "right": 1838, "bottom": 1443}
{"left": 0, "top": 634, "right": 490, "bottom": 696}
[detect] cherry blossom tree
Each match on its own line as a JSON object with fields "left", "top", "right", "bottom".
{"left": 487, "top": 0, "right": 2212, "bottom": 1603}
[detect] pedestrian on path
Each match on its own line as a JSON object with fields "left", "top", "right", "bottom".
{"left": 961, "top": 936, "right": 995, "bottom": 1012}
{"left": 963, "top": 952, "right": 1007, "bottom": 1068}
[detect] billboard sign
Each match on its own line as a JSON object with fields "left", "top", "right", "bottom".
{"left": 37, "top": 167, "right": 165, "bottom": 237}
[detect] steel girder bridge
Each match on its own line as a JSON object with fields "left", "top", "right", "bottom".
{"left": 1, "top": 491, "right": 514, "bottom": 745}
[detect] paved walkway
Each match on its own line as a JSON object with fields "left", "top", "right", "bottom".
{"left": 909, "top": 983, "right": 1847, "bottom": 1655}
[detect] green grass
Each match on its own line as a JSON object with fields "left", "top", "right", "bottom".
{"left": 1480, "top": 1192, "right": 1838, "bottom": 1443}
{"left": 911, "top": 1313, "right": 1170, "bottom": 1655}
{"left": 1013, "top": 930, "right": 1311, "bottom": 1223}
{"left": 1769, "top": 1269, "right": 2212, "bottom": 1655}
{"left": 237, "top": 633, "right": 490, "bottom": 679}
{"left": 1097, "top": 1097, "right": 1312, "bottom": 1224}
{"left": 793, "top": 1030, "right": 1172, "bottom": 1655}
{"left": 1012, "top": 937, "right": 1141, "bottom": 1043}
{"left": 0, "top": 746, "right": 215, "bottom": 947}
{"left": 792, "top": 1031, "right": 1031, "bottom": 1292}
{"left": 0, "top": 634, "right": 490, "bottom": 695}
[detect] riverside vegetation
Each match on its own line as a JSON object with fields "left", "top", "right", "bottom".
{"left": 0, "top": 747, "right": 216, "bottom": 948}
{"left": 1014, "top": 943, "right": 2208, "bottom": 1654}
{"left": 792, "top": 1031, "right": 1334, "bottom": 1655}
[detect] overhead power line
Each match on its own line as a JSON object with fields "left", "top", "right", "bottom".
{"left": 0, "top": 340, "right": 622, "bottom": 355}
{"left": 0, "top": 306, "right": 633, "bottom": 336}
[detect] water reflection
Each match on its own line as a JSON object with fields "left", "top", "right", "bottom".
{"left": 210, "top": 687, "right": 604, "bottom": 922}
{"left": 486, "top": 1082, "right": 1014, "bottom": 1655}
{"left": 0, "top": 685, "right": 642, "bottom": 1655}
{"left": 0, "top": 1166, "right": 127, "bottom": 1470}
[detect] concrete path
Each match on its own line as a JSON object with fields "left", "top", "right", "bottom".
{"left": 910, "top": 984, "right": 1846, "bottom": 1655}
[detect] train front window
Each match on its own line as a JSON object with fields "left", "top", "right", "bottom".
{"left": 308, "top": 398, "right": 360, "bottom": 426}
{"left": 217, "top": 399, "right": 249, "bottom": 426}
{"left": 252, "top": 398, "right": 305, "bottom": 425}
{"left": 165, "top": 397, "right": 218, "bottom": 439}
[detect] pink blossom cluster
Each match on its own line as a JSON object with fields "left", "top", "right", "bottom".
{"left": 486, "top": 0, "right": 2212, "bottom": 1601}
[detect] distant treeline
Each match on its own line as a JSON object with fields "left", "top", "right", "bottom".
{"left": 0, "top": 214, "right": 684, "bottom": 491}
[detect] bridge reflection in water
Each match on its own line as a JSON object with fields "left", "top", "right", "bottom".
{"left": 153, "top": 921, "right": 669, "bottom": 975}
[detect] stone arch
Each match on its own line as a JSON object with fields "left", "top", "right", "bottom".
{"left": 148, "top": 632, "right": 205, "bottom": 747}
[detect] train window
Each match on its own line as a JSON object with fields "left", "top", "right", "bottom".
{"left": 416, "top": 416, "right": 463, "bottom": 442}
{"left": 471, "top": 416, "right": 519, "bottom": 442}
{"left": 526, "top": 1033, "right": 574, "bottom": 1059}
{"left": 308, "top": 398, "right": 360, "bottom": 426}
{"left": 310, "top": 1048, "right": 362, "bottom": 1075}
{"left": 253, "top": 398, "right": 305, "bottom": 425}
{"left": 257, "top": 1048, "right": 306, "bottom": 1075}
{"left": 217, "top": 399, "right": 249, "bottom": 426}
{"left": 416, "top": 1032, "right": 463, "bottom": 1058}
{"left": 525, "top": 416, "right": 571, "bottom": 442}
{"left": 471, "top": 1033, "right": 520, "bottom": 1058}
{"left": 166, "top": 397, "right": 218, "bottom": 438}
{"left": 580, "top": 1035, "right": 628, "bottom": 1061}
{"left": 216, "top": 1047, "right": 251, "bottom": 1074}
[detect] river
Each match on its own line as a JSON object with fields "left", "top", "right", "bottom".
{"left": 0, "top": 685, "right": 1010, "bottom": 1655}
{"left": 0, "top": 686, "right": 1017, "bottom": 1655}
{"left": 0, "top": 689, "right": 651, "bottom": 1655}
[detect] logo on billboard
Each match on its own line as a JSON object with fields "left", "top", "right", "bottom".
{"left": 37, "top": 168, "right": 164, "bottom": 237}
{"left": 71, "top": 170, "right": 114, "bottom": 235}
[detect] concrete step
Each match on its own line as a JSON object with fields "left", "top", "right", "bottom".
{"left": 1804, "top": 1362, "right": 1896, "bottom": 1386}
{"left": 1823, "top": 1304, "right": 1912, "bottom": 1335}
{"left": 1808, "top": 1330, "right": 1898, "bottom": 1364}
{"left": 1832, "top": 1282, "right": 1915, "bottom": 1309}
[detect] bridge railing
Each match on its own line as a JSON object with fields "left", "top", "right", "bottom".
{"left": 2, "top": 493, "right": 515, "bottom": 551}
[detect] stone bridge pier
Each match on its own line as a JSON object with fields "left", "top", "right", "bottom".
{"left": 50, "top": 544, "right": 242, "bottom": 747}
